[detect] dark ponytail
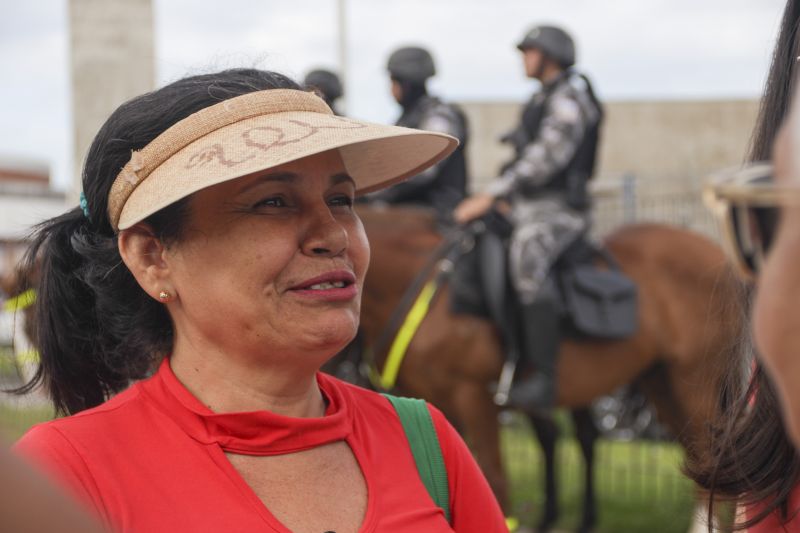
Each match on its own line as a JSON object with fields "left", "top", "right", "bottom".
{"left": 14, "top": 69, "right": 302, "bottom": 415}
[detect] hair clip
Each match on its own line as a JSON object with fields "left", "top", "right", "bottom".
{"left": 79, "top": 191, "right": 90, "bottom": 218}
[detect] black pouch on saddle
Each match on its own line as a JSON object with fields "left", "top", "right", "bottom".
{"left": 562, "top": 266, "right": 637, "bottom": 339}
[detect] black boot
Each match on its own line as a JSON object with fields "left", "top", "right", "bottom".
{"left": 506, "top": 288, "right": 560, "bottom": 412}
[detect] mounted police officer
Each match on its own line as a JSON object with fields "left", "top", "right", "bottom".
{"left": 303, "top": 68, "right": 344, "bottom": 115}
{"left": 369, "top": 46, "right": 469, "bottom": 222}
{"left": 455, "top": 25, "right": 603, "bottom": 410}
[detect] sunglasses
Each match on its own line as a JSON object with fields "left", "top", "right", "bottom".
{"left": 704, "top": 162, "right": 798, "bottom": 279}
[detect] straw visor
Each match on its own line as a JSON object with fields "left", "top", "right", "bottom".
{"left": 108, "top": 89, "right": 458, "bottom": 231}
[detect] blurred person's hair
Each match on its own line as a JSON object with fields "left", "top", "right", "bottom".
{"left": 750, "top": 0, "right": 800, "bottom": 161}
{"left": 685, "top": 1, "right": 800, "bottom": 528}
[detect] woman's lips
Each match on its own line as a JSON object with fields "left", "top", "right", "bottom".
{"left": 289, "top": 270, "right": 358, "bottom": 301}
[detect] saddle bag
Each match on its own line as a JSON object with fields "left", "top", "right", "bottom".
{"left": 562, "top": 265, "right": 637, "bottom": 339}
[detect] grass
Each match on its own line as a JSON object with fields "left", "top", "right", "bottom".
{"left": 0, "top": 346, "right": 50, "bottom": 442}
{"left": 0, "top": 403, "right": 702, "bottom": 531}
{"left": 0, "top": 346, "right": 24, "bottom": 377}
{"left": 502, "top": 412, "right": 698, "bottom": 532}
{"left": 0, "top": 402, "right": 54, "bottom": 442}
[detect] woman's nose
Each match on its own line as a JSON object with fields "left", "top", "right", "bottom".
{"left": 301, "top": 207, "right": 348, "bottom": 257}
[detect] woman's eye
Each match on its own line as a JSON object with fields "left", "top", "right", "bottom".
{"left": 254, "top": 196, "right": 286, "bottom": 209}
{"left": 329, "top": 194, "right": 354, "bottom": 208}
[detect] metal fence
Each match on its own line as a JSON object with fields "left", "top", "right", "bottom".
{"left": 590, "top": 174, "right": 720, "bottom": 243}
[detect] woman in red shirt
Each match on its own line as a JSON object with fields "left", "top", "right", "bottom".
{"left": 13, "top": 68, "right": 507, "bottom": 533}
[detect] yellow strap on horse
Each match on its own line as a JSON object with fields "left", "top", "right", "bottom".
{"left": 378, "top": 279, "right": 438, "bottom": 390}
{"left": 4, "top": 289, "right": 36, "bottom": 312}
{"left": 15, "top": 349, "right": 40, "bottom": 364}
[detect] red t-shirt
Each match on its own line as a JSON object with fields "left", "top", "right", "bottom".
{"left": 15, "top": 359, "right": 507, "bottom": 532}
{"left": 746, "top": 485, "right": 800, "bottom": 532}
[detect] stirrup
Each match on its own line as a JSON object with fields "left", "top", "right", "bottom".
{"left": 493, "top": 360, "right": 517, "bottom": 406}
{"left": 506, "top": 374, "right": 556, "bottom": 412}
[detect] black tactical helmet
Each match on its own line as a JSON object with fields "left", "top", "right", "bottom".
{"left": 387, "top": 46, "right": 436, "bottom": 83}
{"left": 303, "top": 69, "right": 343, "bottom": 102}
{"left": 516, "top": 25, "right": 575, "bottom": 68}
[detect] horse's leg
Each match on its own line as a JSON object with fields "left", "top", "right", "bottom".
{"left": 571, "top": 407, "right": 599, "bottom": 533}
{"left": 528, "top": 412, "right": 559, "bottom": 532}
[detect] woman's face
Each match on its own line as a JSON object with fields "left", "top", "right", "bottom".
{"left": 753, "top": 122, "right": 800, "bottom": 446}
{"left": 163, "top": 149, "right": 370, "bottom": 369}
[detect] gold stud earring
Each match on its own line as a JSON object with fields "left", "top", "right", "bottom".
{"left": 158, "top": 290, "right": 172, "bottom": 302}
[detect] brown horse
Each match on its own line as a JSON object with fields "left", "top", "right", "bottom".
{"left": 353, "top": 205, "right": 742, "bottom": 530}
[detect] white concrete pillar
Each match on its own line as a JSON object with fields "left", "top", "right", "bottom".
{"left": 68, "top": 0, "right": 155, "bottom": 199}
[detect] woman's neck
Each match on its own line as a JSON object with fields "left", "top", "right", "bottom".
{"left": 168, "top": 341, "right": 327, "bottom": 418}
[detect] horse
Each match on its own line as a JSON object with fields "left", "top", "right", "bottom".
{"left": 351, "top": 205, "right": 743, "bottom": 532}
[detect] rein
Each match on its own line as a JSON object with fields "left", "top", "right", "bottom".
{"left": 365, "top": 223, "right": 479, "bottom": 391}
{"left": 3, "top": 289, "right": 36, "bottom": 312}
{"left": 3, "top": 289, "right": 40, "bottom": 366}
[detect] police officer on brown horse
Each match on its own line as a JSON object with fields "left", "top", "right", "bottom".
{"left": 455, "top": 25, "right": 603, "bottom": 411}
{"left": 369, "top": 46, "right": 469, "bottom": 222}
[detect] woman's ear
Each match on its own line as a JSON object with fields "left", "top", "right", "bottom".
{"left": 118, "top": 224, "right": 172, "bottom": 301}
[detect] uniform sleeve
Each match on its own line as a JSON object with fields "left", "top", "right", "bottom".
{"left": 14, "top": 424, "right": 109, "bottom": 525}
{"left": 486, "top": 89, "right": 587, "bottom": 198}
{"left": 428, "top": 404, "right": 509, "bottom": 532}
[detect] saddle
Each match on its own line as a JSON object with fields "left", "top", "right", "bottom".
{"left": 450, "top": 217, "right": 638, "bottom": 344}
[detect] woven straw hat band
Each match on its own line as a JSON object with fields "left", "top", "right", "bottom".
{"left": 106, "top": 88, "right": 457, "bottom": 231}
{"left": 107, "top": 89, "right": 332, "bottom": 230}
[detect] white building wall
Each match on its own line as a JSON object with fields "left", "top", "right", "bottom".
{"left": 459, "top": 98, "right": 760, "bottom": 192}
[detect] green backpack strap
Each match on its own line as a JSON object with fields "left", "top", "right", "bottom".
{"left": 382, "top": 393, "right": 451, "bottom": 524}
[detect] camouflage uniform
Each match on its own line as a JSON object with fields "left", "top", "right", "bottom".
{"left": 372, "top": 46, "right": 469, "bottom": 220}
{"left": 486, "top": 70, "right": 602, "bottom": 303}
{"left": 374, "top": 94, "right": 469, "bottom": 217}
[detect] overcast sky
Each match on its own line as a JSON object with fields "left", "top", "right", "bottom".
{"left": 0, "top": 0, "right": 788, "bottom": 191}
